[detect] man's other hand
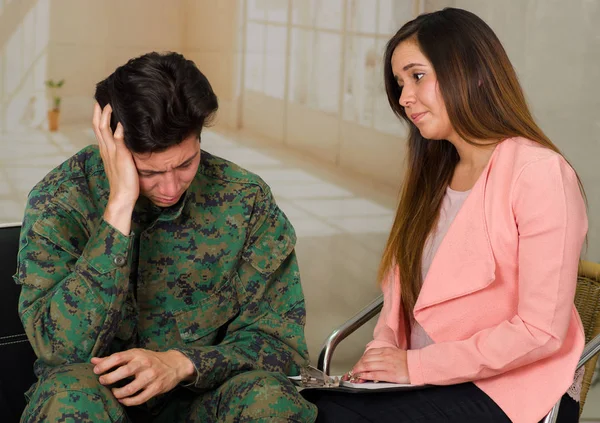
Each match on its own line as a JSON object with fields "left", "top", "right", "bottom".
{"left": 91, "top": 348, "right": 196, "bottom": 406}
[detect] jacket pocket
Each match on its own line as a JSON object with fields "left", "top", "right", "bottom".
{"left": 174, "top": 276, "right": 240, "bottom": 345}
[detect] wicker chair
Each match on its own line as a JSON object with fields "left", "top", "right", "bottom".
{"left": 317, "top": 260, "right": 600, "bottom": 422}
{"left": 568, "top": 260, "right": 600, "bottom": 416}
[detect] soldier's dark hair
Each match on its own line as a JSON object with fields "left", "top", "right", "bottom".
{"left": 94, "top": 52, "right": 218, "bottom": 153}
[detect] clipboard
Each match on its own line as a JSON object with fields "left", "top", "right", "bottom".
{"left": 290, "top": 365, "right": 427, "bottom": 393}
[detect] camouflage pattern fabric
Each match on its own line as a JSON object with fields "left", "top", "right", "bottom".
{"left": 15, "top": 145, "right": 317, "bottom": 422}
{"left": 22, "top": 364, "right": 314, "bottom": 422}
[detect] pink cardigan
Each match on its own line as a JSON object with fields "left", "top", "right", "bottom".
{"left": 366, "top": 137, "right": 588, "bottom": 423}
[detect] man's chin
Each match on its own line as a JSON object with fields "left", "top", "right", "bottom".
{"left": 151, "top": 196, "right": 181, "bottom": 207}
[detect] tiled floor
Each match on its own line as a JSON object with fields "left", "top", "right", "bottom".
{"left": 1, "top": 125, "right": 599, "bottom": 419}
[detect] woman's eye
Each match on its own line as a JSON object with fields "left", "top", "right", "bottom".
{"left": 414, "top": 73, "right": 424, "bottom": 81}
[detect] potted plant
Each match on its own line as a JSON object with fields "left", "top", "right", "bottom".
{"left": 45, "top": 79, "right": 65, "bottom": 131}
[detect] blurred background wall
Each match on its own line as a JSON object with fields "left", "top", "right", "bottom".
{"left": 5, "top": 0, "right": 590, "bottom": 255}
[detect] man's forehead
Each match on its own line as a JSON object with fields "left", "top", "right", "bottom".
{"left": 132, "top": 138, "right": 200, "bottom": 170}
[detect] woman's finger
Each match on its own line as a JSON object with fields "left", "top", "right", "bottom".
{"left": 364, "top": 348, "right": 385, "bottom": 356}
{"left": 354, "top": 371, "right": 393, "bottom": 383}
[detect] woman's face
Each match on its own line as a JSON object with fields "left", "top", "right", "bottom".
{"left": 391, "top": 41, "right": 458, "bottom": 142}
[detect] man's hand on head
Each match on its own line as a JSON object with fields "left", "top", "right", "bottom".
{"left": 91, "top": 348, "right": 196, "bottom": 406}
{"left": 93, "top": 102, "right": 139, "bottom": 235}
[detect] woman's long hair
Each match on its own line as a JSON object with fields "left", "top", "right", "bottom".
{"left": 380, "top": 8, "right": 584, "bottom": 325}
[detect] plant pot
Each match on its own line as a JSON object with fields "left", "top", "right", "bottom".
{"left": 48, "top": 109, "right": 60, "bottom": 132}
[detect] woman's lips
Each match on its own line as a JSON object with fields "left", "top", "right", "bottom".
{"left": 411, "top": 112, "right": 427, "bottom": 123}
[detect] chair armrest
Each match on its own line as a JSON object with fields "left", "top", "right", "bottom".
{"left": 543, "top": 333, "right": 600, "bottom": 423}
{"left": 577, "top": 333, "right": 600, "bottom": 370}
{"left": 317, "top": 295, "right": 384, "bottom": 375}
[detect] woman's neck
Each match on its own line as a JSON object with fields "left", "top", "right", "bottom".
{"left": 447, "top": 136, "right": 498, "bottom": 191}
{"left": 448, "top": 136, "right": 497, "bottom": 169}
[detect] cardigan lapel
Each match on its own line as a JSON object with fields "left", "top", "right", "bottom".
{"left": 414, "top": 144, "right": 500, "bottom": 313}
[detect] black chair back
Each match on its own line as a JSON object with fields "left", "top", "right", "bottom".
{"left": 0, "top": 223, "right": 37, "bottom": 422}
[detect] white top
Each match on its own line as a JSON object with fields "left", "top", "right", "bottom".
{"left": 410, "top": 186, "right": 470, "bottom": 350}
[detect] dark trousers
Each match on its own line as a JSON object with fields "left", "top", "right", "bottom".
{"left": 301, "top": 382, "right": 579, "bottom": 423}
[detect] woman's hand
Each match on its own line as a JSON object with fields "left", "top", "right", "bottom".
{"left": 350, "top": 347, "right": 410, "bottom": 384}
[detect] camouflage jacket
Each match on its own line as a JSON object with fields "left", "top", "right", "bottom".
{"left": 14, "top": 145, "right": 309, "bottom": 391}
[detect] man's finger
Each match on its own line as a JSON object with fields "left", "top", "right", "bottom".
{"left": 92, "top": 102, "right": 105, "bottom": 147}
{"left": 99, "top": 362, "right": 139, "bottom": 385}
{"left": 93, "top": 351, "right": 131, "bottom": 375}
{"left": 90, "top": 357, "right": 104, "bottom": 365}
{"left": 112, "top": 376, "right": 147, "bottom": 399}
{"left": 118, "top": 385, "right": 157, "bottom": 406}
{"left": 114, "top": 122, "right": 124, "bottom": 140}
{"left": 92, "top": 102, "right": 102, "bottom": 131}
{"left": 99, "top": 104, "right": 114, "bottom": 146}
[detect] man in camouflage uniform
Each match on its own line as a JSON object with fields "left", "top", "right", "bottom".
{"left": 14, "top": 52, "right": 317, "bottom": 423}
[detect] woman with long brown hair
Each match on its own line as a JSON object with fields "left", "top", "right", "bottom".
{"left": 302, "top": 8, "right": 587, "bottom": 423}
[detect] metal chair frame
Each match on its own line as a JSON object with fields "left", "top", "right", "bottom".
{"left": 317, "top": 294, "right": 600, "bottom": 422}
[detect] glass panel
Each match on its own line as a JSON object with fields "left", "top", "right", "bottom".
{"left": 244, "top": 22, "right": 265, "bottom": 92}
{"left": 34, "top": 0, "right": 51, "bottom": 59}
{"left": 373, "top": 93, "right": 406, "bottom": 135}
{"left": 292, "top": 0, "right": 313, "bottom": 26}
{"left": 343, "top": 36, "right": 378, "bottom": 126}
{"left": 316, "top": 0, "right": 343, "bottom": 30}
{"left": 264, "top": 25, "right": 287, "bottom": 98}
{"left": 378, "top": 0, "right": 415, "bottom": 35}
{"left": 292, "top": 0, "right": 343, "bottom": 30}
{"left": 33, "top": 53, "right": 47, "bottom": 92}
{"left": 373, "top": 39, "right": 405, "bottom": 135}
{"left": 22, "top": 7, "right": 36, "bottom": 71}
{"left": 289, "top": 30, "right": 341, "bottom": 113}
{"left": 346, "top": 0, "right": 377, "bottom": 34}
{"left": 289, "top": 28, "right": 313, "bottom": 106}
{"left": 311, "top": 32, "right": 341, "bottom": 113}
{"left": 265, "top": 0, "right": 288, "bottom": 23}
{"left": 247, "top": 0, "right": 267, "bottom": 21}
{"left": 4, "top": 25, "right": 22, "bottom": 96}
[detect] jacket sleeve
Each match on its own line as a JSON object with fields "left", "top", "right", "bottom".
{"left": 14, "top": 200, "right": 133, "bottom": 368}
{"left": 407, "top": 155, "right": 588, "bottom": 386}
{"left": 366, "top": 268, "right": 408, "bottom": 351}
{"left": 173, "top": 187, "right": 310, "bottom": 391}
